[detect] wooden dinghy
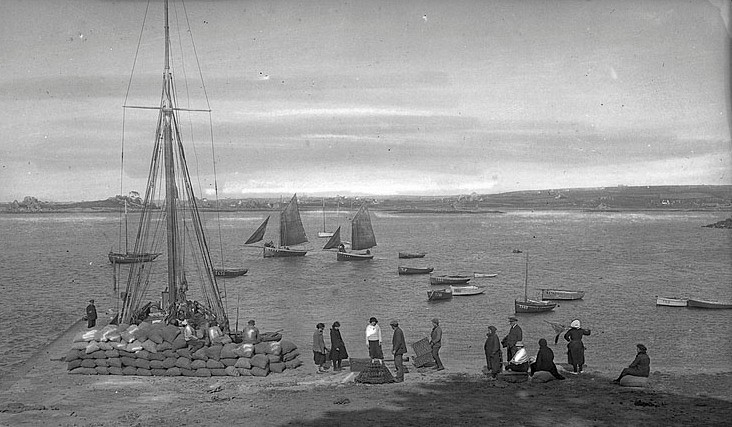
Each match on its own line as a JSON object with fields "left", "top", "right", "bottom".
{"left": 541, "top": 289, "right": 585, "bottom": 300}
{"left": 450, "top": 285, "right": 485, "bottom": 296}
{"left": 430, "top": 275, "right": 471, "bottom": 285}
{"left": 399, "top": 252, "right": 426, "bottom": 259}
{"left": 398, "top": 266, "right": 434, "bottom": 275}
{"left": 427, "top": 288, "right": 453, "bottom": 301}
{"left": 655, "top": 296, "right": 687, "bottom": 307}
{"left": 687, "top": 298, "right": 732, "bottom": 309}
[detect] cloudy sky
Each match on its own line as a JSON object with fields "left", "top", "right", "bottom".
{"left": 0, "top": 0, "right": 729, "bottom": 201}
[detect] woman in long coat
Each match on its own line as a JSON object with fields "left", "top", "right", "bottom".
{"left": 530, "top": 338, "right": 565, "bottom": 379}
{"left": 564, "top": 319, "right": 591, "bottom": 374}
{"left": 329, "top": 321, "right": 348, "bottom": 371}
{"left": 483, "top": 326, "right": 502, "bottom": 379}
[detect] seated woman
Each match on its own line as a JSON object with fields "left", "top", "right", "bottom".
{"left": 530, "top": 338, "right": 565, "bottom": 380}
{"left": 613, "top": 343, "right": 650, "bottom": 383}
{"left": 505, "top": 341, "right": 529, "bottom": 372}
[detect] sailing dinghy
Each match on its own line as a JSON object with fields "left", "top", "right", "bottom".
{"left": 514, "top": 252, "right": 556, "bottom": 314}
{"left": 245, "top": 194, "right": 309, "bottom": 257}
{"left": 328, "top": 204, "right": 376, "bottom": 260}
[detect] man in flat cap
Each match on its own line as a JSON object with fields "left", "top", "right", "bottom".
{"left": 429, "top": 318, "right": 444, "bottom": 371}
{"left": 501, "top": 316, "right": 522, "bottom": 362}
{"left": 390, "top": 320, "right": 407, "bottom": 382}
{"left": 86, "top": 299, "right": 97, "bottom": 328}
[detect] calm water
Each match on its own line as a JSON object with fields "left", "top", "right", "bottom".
{"left": 1, "top": 210, "right": 731, "bottom": 378}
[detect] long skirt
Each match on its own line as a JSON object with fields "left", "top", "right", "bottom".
{"left": 567, "top": 340, "right": 585, "bottom": 367}
{"left": 368, "top": 340, "right": 383, "bottom": 359}
{"left": 486, "top": 352, "right": 502, "bottom": 376}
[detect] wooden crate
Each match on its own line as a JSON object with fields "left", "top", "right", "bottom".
{"left": 411, "top": 337, "right": 431, "bottom": 357}
{"left": 412, "top": 353, "right": 435, "bottom": 368}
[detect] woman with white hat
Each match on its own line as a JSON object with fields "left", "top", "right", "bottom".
{"left": 563, "top": 319, "right": 591, "bottom": 374}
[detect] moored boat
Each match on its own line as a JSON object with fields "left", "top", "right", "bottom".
{"left": 108, "top": 251, "right": 161, "bottom": 264}
{"left": 214, "top": 268, "right": 248, "bottom": 278}
{"left": 541, "top": 289, "right": 585, "bottom": 300}
{"left": 245, "top": 194, "right": 309, "bottom": 258}
{"left": 427, "top": 288, "right": 453, "bottom": 301}
{"left": 473, "top": 272, "right": 498, "bottom": 278}
{"left": 687, "top": 298, "right": 732, "bottom": 309}
{"left": 334, "top": 204, "right": 377, "bottom": 261}
{"left": 656, "top": 296, "right": 688, "bottom": 307}
{"left": 399, "top": 252, "right": 426, "bottom": 259}
{"left": 430, "top": 275, "right": 471, "bottom": 285}
{"left": 450, "top": 285, "right": 485, "bottom": 296}
{"left": 515, "top": 299, "right": 557, "bottom": 313}
{"left": 398, "top": 266, "right": 434, "bottom": 275}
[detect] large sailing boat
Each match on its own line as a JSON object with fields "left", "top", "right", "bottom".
{"left": 118, "top": 0, "right": 228, "bottom": 329}
{"left": 245, "top": 194, "right": 309, "bottom": 257}
{"left": 332, "top": 204, "right": 376, "bottom": 261}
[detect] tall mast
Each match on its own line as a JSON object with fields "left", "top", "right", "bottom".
{"left": 524, "top": 251, "right": 529, "bottom": 301}
{"left": 162, "top": 0, "right": 182, "bottom": 307}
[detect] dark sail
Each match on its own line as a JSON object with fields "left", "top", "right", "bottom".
{"left": 280, "top": 194, "right": 308, "bottom": 247}
{"left": 351, "top": 205, "right": 376, "bottom": 251}
{"left": 322, "top": 226, "right": 341, "bottom": 250}
{"left": 245, "top": 216, "right": 270, "bottom": 244}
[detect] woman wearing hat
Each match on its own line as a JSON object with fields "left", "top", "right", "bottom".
{"left": 613, "top": 344, "right": 650, "bottom": 383}
{"left": 365, "top": 317, "right": 383, "bottom": 361}
{"left": 329, "top": 321, "right": 348, "bottom": 371}
{"left": 563, "top": 319, "right": 591, "bottom": 374}
{"left": 484, "top": 326, "right": 502, "bottom": 379}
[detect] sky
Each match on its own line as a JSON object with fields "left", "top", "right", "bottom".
{"left": 0, "top": 0, "right": 730, "bottom": 201}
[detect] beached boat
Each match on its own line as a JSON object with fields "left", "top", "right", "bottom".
{"left": 430, "top": 275, "right": 471, "bottom": 285}
{"left": 687, "top": 299, "right": 732, "bottom": 309}
{"left": 334, "top": 204, "right": 377, "bottom": 261}
{"left": 214, "top": 268, "right": 249, "bottom": 278}
{"left": 399, "top": 252, "right": 426, "bottom": 259}
{"left": 398, "top": 266, "right": 434, "bottom": 275}
{"left": 473, "top": 272, "right": 498, "bottom": 278}
{"left": 450, "top": 285, "right": 485, "bottom": 296}
{"left": 515, "top": 252, "right": 556, "bottom": 313}
{"left": 541, "top": 289, "right": 585, "bottom": 300}
{"left": 245, "top": 194, "right": 309, "bottom": 258}
{"left": 427, "top": 288, "right": 453, "bottom": 301}
{"left": 656, "top": 297, "right": 687, "bottom": 307}
{"left": 116, "top": 0, "right": 228, "bottom": 328}
{"left": 317, "top": 198, "right": 335, "bottom": 238}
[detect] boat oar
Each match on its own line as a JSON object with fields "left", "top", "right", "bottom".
{"left": 544, "top": 320, "right": 567, "bottom": 344}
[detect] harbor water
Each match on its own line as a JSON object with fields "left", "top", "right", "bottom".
{"left": 1, "top": 209, "right": 730, "bottom": 378}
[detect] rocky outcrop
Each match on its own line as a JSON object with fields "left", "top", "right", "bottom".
{"left": 703, "top": 218, "right": 732, "bottom": 229}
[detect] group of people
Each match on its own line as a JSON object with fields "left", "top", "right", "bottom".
{"left": 485, "top": 316, "right": 650, "bottom": 384}
{"left": 312, "top": 317, "right": 445, "bottom": 381}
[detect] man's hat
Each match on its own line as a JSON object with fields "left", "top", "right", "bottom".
{"left": 389, "top": 320, "right": 399, "bottom": 326}
{"left": 508, "top": 316, "right": 518, "bottom": 322}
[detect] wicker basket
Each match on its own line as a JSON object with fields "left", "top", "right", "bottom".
{"left": 411, "top": 337, "right": 431, "bottom": 357}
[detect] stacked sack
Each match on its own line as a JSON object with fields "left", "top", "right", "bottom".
{"left": 65, "top": 321, "right": 304, "bottom": 377}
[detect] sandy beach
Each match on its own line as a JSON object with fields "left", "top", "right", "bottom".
{"left": 1, "top": 319, "right": 730, "bottom": 427}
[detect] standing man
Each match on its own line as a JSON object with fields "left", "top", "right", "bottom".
{"left": 501, "top": 316, "right": 522, "bottom": 362}
{"left": 429, "top": 318, "right": 444, "bottom": 371}
{"left": 484, "top": 325, "right": 502, "bottom": 380}
{"left": 86, "top": 299, "right": 98, "bottom": 328}
{"left": 390, "top": 320, "right": 407, "bottom": 382}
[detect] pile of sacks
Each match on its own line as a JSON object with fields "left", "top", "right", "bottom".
{"left": 65, "top": 321, "right": 303, "bottom": 377}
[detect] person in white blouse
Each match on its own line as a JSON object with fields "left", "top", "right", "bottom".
{"left": 365, "top": 317, "right": 383, "bottom": 361}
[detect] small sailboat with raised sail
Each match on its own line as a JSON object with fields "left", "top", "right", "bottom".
{"left": 317, "top": 198, "right": 335, "bottom": 238}
{"left": 324, "top": 204, "right": 376, "bottom": 260}
{"left": 245, "top": 194, "right": 309, "bottom": 257}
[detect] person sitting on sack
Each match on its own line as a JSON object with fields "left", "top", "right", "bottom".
{"left": 530, "top": 338, "right": 565, "bottom": 380}
{"left": 505, "top": 341, "right": 529, "bottom": 372}
{"left": 613, "top": 343, "right": 650, "bottom": 384}
{"left": 243, "top": 319, "right": 260, "bottom": 344}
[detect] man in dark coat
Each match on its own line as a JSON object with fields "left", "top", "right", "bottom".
{"left": 390, "top": 320, "right": 407, "bottom": 382}
{"left": 86, "top": 299, "right": 97, "bottom": 328}
{"left": 429, "top": 318, "right": 444, "bottom": 370}
{"left": 484, "top": 325, "right": 502, "bottom": 379}
{"left": 530, "top": 338, "right": 565, "bottom": 379}
{"left": 501, "top": 316, "right": 522, "bottom": 361}
{"left": 613, "top": 343, "right": 651, "bottom": 383}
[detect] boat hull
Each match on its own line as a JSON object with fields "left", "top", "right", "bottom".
{"left": 398, "top": 266, "right": 434, "bottom": 275}
{"left": 687, "top": 299, "right": 732, "bottom": 309}
{"left": 263, "top": 247, "right": 307, "bottom": 258}
{"left": 450, "top": 285, "right": 485, "bottom": 296}
{"left": 430, "top": 275, "right": 471, "bottom": 285}
{"left": 515, "top": 299, "right": 557, "bottom": 313}
{"left": 214, "top": 269, "right": 248, "bottom": 278}
{"left": 473, "top": 272, "right": 497, "bottom": 278}
{"left": 108, "top": 252, "right": 161, "bottom": 264}
{"left": 337, "top": 251, "right": 373, "bottom": 261}
{"left": 656, "top": 297, "right": 688, "bottom": 307}
{"left": 399, "top": 252, "right": 426, "bottom": 259}
{"left": 541, "top": 289, "right": 585, "bottom": 300}
{"left": 427, "top": 288, "right": 453, "bottom": 301}
{"left": 317, "top": 232, "right": 334, "bottom": 238}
